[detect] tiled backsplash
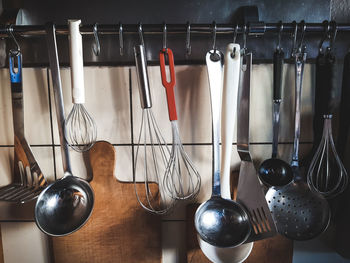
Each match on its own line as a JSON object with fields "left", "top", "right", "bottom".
{"left": 0, "top": 64, "right": 315, "bottom": 262}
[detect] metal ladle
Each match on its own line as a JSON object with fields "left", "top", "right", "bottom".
{"left": 259, "top": 47, "right": 293, "bottom": 186}
{"left": 35, "top": 23, "right": 94, "bottom": 236}
{"left": 194, "top": 49, "right": 251, "bottom": 248}
{"left": 266, "top": 26, "right": 330, "bottom": 239}
{"left": 197, "top": 43, "right": 254, "bottom": 263}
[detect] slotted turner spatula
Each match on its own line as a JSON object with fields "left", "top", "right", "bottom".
{"left": 236, "top": 52, "right": 277, "bottom": 243}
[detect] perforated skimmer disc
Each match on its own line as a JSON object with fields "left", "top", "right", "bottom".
{"left": 266, "top": 181, "right": 330, "bottom": 240}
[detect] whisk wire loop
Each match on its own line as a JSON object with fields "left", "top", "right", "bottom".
{"left": 307, "top": 117, "right": 348, "bottom": 198}
{"left": 133, "top": 109, "right": 175, "bottom": 215}
{"left": 65, "top": 104, "right": 97, "bottom": 152}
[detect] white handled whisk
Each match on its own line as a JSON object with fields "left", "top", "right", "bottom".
{"left": 133, "top": 45, "right": 175, "bottom": 215}
{"left": 65, "top": 20, "right": 97, "bottom": 152}
{"left": 159, "top": 48, "right": 201, "bottom": 200}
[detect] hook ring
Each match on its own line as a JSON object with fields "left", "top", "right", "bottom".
{"left": 162, "top": 23, "right": 167, "bottom": 50}
{"left": 330, "top": 20, "right": 337, "bottom": 51}
{"left": 119, "top": 22, "right": 124, "bottom": 56}
{"left": 92, "top": 23, "right": 100, "bottom": 56}
{"left": 7, "top": 24, "right": 20, "bottom": 53}
{"left": 291, "top": 21, "right": 298, "bottom": 57}
{"left": 186, "top": 22, "right": 191, "bottom": 56}
{"left": 318, "top": 20, "right": 330, "bottom": 53}
{"left": 230, "top": 25, "right": 239, "bottom": 58}
{"left": 277, "top": 21, "right": 283, "bottom": 51}
{"left": 138, "top": 23, "right": 145, "bottom": 46}
{"left": 243, "top": 24, "right": 247, "bottom": 52}
{"left": 298, "top": 20, "right": 306, "bottom": 52}
{"left": 212, "top": 21, "right": 217, "bottom": 51}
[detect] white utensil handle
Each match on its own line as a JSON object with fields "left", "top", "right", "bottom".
{"left": 68, "top": 19, "right": 85, "bottom": 104}
{"left": 221, "top": 43, "right": 240, "bottom": 199}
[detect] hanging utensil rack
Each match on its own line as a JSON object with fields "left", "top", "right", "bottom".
{"left": 1, "top": 21, "right": 350, "bottom": 66}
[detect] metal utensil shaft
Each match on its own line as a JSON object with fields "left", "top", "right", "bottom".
{"left": 272, "top": 102, "right": 280, "bottom": 158}
{"left": 206, "top": 50, "right": 224, "bottom": 197}
{"left": 134, "top": 45, "right": 152, "bottom": 109}
{"left": 46, "top": 22, "right": 72, "bottom": 174}
{"left": 237, "top": 53, "right": 252, "bottom": 161}
{"left": 291, "top": 52, "right": 306, "bottom": 167}
{"left": 272, "top": 50, "right": 284, "bottom": 158}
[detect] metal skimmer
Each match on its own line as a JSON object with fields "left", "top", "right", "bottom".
{"left": 266, "top": 34, "right": 330, "bottom": 240}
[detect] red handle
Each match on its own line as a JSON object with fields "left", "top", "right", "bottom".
{"left": 160, "top": 48, "right": 177, "bottom": 121}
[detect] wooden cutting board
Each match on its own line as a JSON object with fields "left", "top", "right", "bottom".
{"left": 187, "top": 171, "right": 293, "bottom": 263}
{"left": 51, "top": 141, "right": 161, "bottom": 263}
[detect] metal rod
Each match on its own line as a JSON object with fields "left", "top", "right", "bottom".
{"left": 1, "top": 22, "right": 350, "bottom": 37}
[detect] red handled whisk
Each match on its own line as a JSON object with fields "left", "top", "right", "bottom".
{"left": 159, "top": 47, "right": 201, "bottom": 200}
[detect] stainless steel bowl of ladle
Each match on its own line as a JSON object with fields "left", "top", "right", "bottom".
{"left": 194, "top": 50, "right": 251, "bottom": 248}
{"left": 35, "top": 23, "right": 94, "bottom": 236}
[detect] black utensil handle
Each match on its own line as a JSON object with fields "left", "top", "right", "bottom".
{"left": 273, "top": 49, "right": 284, "bottom": 101}
{"left": 337, "top": 52, "right": 350, "bottom": 159}
{"left": 314, "top": 52, "right": 335, "bottom": 146}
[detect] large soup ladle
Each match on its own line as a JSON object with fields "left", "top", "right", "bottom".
{"left": 35, "top": 22, "right": 94, "bottom": 236}
{"left": 194, "top": 49, "right": 251, "bottom": 248}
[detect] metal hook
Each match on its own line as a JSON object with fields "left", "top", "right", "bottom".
{"left": 185, "top": 22, "right": 191, "bottom": 56}
{"left": 298, "top": 20, "right": 306, "bottom": 52}
{"left": 162, "top": 23, "right": 167, "bottom": 50}
{"left": 138, "top": 23, "right": 145, "bottom": 46}
{"left": 119, "top": 22, "right": 124, "bottom": 56}
{"left": 7, "top": 24, "right": 20, "bottom": 53}
{"left": 92, "top": 23, "right": 100, "bottom": 56}
{"left": 212, "top": 21, "right": 217, "bottom": 51}
{"left": 243, "top": 24, "right": 247, "bottom": 52}
{"left": 329, "top": 20, "right": 338, "bottom": 51}
{"left": 318, "top": 20, "right": 330, "bottom": 53}
{"left": 231, "top": 25, "right": 239, "bottom": 58}
{"left": 233, "top": 24, "right": 239, "bottom": 44}
{"left": 276, "top": 21, "right": 283, "bottom": 51}
{"left": 291, "top": 21, "right": 298, "bottom": 57}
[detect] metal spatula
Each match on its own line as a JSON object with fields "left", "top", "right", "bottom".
{"left": 0, "top": 51, "right": 47, "bottom": 202}
{"left": 236, "top": 52, "right": 277, "bottom": 243}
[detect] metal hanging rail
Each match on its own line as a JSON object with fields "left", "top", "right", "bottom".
{"left": 1, "top": 21, "right": 349, "bottom": 66}
{"left": 1, "top": 22, "right": 350, "bottom": 36}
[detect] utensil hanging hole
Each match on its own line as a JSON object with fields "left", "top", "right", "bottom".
{"left": 209, "top": 51, "right": 221, "bottom": 62}
{"left": 161, "top": 52, "right": 171, "bottom": 82}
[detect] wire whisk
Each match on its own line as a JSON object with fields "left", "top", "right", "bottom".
{"left": 307, "top": 115, "right": 348, "bottom": 198}
{"left": 133, "top": 45, "right": 175, "bottom": 215}
{"left": 65, "top": 103, "right": 97, "bottom": 152}
{"left": 159, "top": 48, "right": 201, "bottom": 200}
{"left": 307, "top": 40, "right": 348, "bottom": 198}
{"left": 65, "top": 19, "right": 97, "bottom": 152}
